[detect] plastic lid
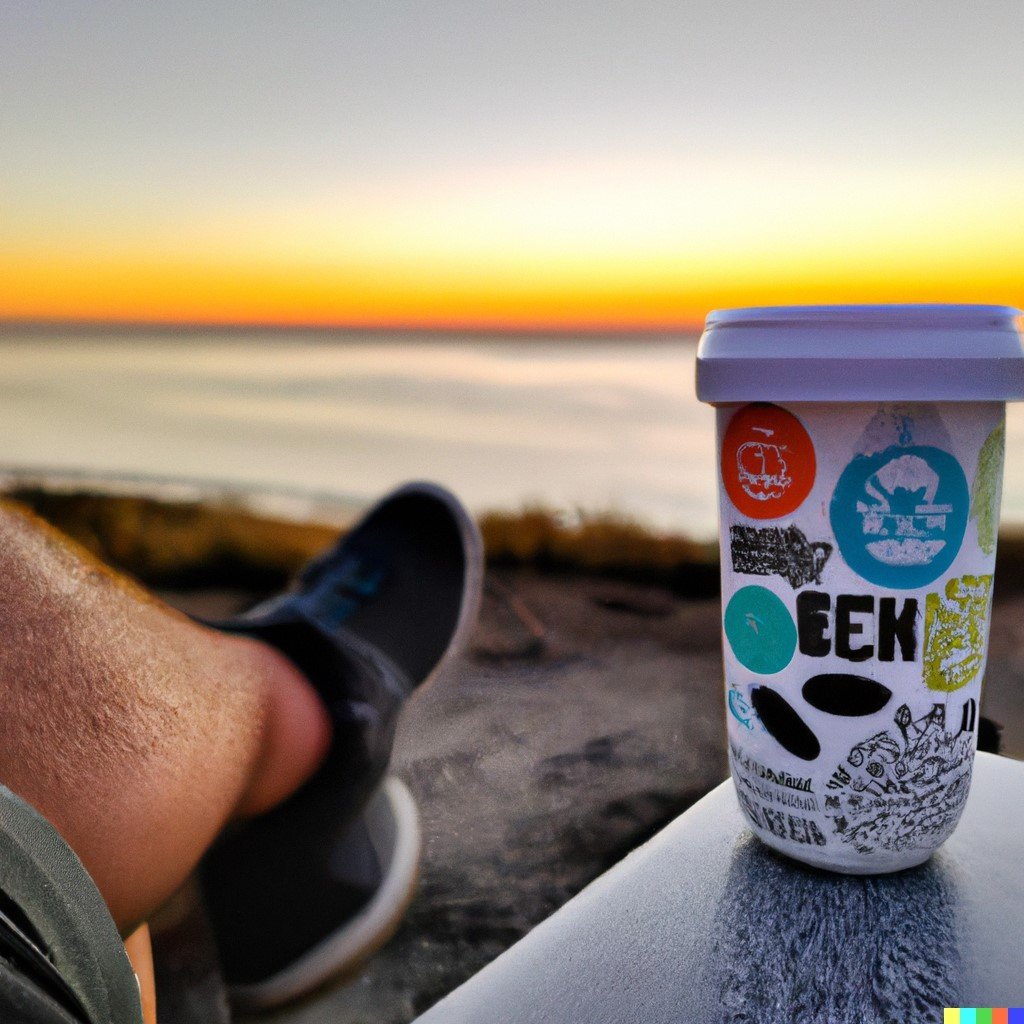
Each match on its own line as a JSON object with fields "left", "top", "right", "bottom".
{"left": 696, "top": 304, "right": 1024, "bottom": 403}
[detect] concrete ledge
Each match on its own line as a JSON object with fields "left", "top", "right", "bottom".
{"left": 414, "top": 752, "right": 1024, "bottom": 1023}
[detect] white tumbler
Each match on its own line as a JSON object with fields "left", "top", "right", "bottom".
{"left": 697, "top": 305, "right": 1024, "bottom": 873}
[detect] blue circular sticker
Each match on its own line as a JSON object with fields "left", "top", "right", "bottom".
{"left": 830, "top": 444, "right": 969, "bottom": 589}
{"left": 724, "top": 585, "right": 797, "bottom": 675}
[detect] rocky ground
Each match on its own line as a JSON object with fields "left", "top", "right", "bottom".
{"left": 155, "top": 566, "right": 1024, "bottom": 1024}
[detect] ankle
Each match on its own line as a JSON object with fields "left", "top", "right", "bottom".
{"left": 233, "top": 642, "right": 333, "bottom": 818}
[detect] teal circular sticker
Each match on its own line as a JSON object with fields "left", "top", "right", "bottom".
{"left": 830, "top": 444, "right": 969, "bottom": 589}
{"left": 724, "top": 585, "right": 797, "bottom": 675}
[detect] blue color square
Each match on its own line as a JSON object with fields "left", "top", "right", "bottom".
{"left": 1008, "top": 1009, "right": 1024, "bottom": 1024}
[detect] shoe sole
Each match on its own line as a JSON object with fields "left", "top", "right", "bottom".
{"left": 228, "top": 777, "right": 421, "bottom": 1010}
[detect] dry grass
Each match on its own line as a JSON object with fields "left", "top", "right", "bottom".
{"left": 3, "top": 488, "right": 338, "bottom": 588}
{"left": 5, "top": 489, "right": 722, "bottom": 595}
{"left": 10, "top": 487, "right": 1023, "bottom": 600}
{"left": 480, "top": 506, "right": 719, "bottom": 597}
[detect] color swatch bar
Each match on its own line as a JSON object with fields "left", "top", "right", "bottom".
{"left": 945, "top": 1010, "right": 1023, "bottom": 1023}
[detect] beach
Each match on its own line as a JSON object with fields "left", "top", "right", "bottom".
{"left": 7, "top": 330, "right": 1024, "bottom": 539}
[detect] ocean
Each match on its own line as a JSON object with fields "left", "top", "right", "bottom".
{"left": 2, "top": 331, "right": 1024, "bottom": 540}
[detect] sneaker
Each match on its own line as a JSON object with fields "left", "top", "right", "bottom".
{"left": 197, "top": 483, "right": 483, "bottom": 1007}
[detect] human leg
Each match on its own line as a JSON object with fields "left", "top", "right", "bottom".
{"left": 0, "top": 501, "right": 332, "bottom": 932}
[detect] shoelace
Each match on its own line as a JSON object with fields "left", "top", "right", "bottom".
{"left": 303, "top": 555, "right": 385, "bottom": 631}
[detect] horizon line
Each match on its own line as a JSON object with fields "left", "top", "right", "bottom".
{"left": 0, "top": 315, "right": 705, "bottom": 339}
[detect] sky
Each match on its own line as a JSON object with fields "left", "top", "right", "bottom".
{"left": 2, "top": 1, "right": 1023, "bottom": 330}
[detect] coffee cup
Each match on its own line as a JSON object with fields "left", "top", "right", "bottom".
{"left": 697, "top": 304, "right": 1024, "bottom": 873}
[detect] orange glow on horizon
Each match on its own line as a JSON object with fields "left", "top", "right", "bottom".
{"left": 3, "top": 248, "right": 1021, "bottom": 334}
{"left": 4, "top": 159, "right": 1023, "bottom": 331}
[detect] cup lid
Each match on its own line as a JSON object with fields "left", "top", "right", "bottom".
{"left": 696, "top": 304, "right": 1024, "bottom": 403}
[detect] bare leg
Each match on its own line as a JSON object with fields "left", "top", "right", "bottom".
{"left": 0, "top": 503, "right": 332, "bottom": 932}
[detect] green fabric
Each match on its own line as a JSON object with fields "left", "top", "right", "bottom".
{"left": 0, "top": 785, "right": 143, "bottom": 1024}
{"left": 0, "top": 961, "right": 86, "bottom": 1023}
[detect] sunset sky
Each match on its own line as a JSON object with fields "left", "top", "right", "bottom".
{"left": 3, "top": 2, "right": 1022, "bottom": 331}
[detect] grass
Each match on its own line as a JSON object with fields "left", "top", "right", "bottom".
{"left": 6, "top": 486, "right": 1024, "bottom": 599}
{"left": 3, "top": 488, "right": 338, "bottom": 589}
{"left": 479, "top": 506, "right": 719, "bottom": 597}
{"left": 4, "top": 487, "right": 721, "bottom": 595}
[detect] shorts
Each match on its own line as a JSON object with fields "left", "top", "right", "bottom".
{"left": 0, "top": 784, "right": 143, "bottom": 1023}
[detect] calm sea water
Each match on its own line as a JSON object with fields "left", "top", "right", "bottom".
{"left": 2, "top": 331, "right": 1024, "bottom": 540}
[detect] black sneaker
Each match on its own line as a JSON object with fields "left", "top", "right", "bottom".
{"left": 197, "top": 483, "right": 483, "bottom": 1007}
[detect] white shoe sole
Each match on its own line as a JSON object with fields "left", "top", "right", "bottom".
{"left": 228, "top": 777, "right": 421, "bottom": 1010}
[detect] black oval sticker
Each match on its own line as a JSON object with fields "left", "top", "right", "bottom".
{"left": 802, "top": 674, "right": 892, "bottom": 718}
{"left": 750, "top": 686, "right": 821, "bottom": 761}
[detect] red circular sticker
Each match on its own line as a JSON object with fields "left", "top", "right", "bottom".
{"left": 722, "top": 404, "right": 815, "bottom": 519}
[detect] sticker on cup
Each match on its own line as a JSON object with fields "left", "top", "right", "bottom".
{"left": 970, "top": 423, "right": 1005, "bottom": 556}
{"left": 724, "top": 584, "right": 797, "bottom": 674}
{"left": 923, "top": 574, "right": 993, "bottom": 692}
{"left": 831, "top": 444, "right": 969, "bottom": 589}
{"left": 727, "top": 687, "right": 757, "bottom": 730}
{"left": 749, "top": 685, "right": 820, "bottom": 761}
{"left": 722, "top": 404, "right": 816, "bottom": 520}
{"left": 823, "top": 701, "right": 975, "bottom": 854}
{"left": 730, "top": 524, "right": 832, "bottom": 589}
